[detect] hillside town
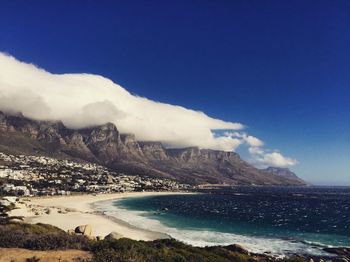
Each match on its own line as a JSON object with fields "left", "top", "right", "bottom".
{"left": 0, "top": 152, "right": 193, "bottom": 196}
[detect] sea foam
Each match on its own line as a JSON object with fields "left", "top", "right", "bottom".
{"left": 93, "top": 198, "right": 329, "bottom": 257}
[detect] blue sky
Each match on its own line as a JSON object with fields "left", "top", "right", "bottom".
{"left": 0, "top": 0, "right": 349, "bottom": 185}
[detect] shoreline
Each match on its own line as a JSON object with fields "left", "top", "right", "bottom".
{"left": 6, "top": 191, "right": 349, "bottom": 260}
{"left": 10, "top": 191, "right": 194, "bottom": 241}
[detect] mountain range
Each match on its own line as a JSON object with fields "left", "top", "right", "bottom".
{"left": 0, "top": 111, "right": 305, "bottom": 186}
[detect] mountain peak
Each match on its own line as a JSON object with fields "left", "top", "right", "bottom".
{"left": 98, "top": 122, "right": 118, "bottom": 131}
{"left": 262, "top": 166, "right": 303, "bottom": 182}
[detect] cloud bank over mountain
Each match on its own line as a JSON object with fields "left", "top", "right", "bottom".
{"left": 248, "top": 147, "right": 298, "bottom": 168}
{"left": 224, "top": 132, "right": 297, "bottom": 168}
{"left": 0, "top": 52, "right": 297, "bottom": 167}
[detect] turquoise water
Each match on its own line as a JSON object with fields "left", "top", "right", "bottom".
{"left": 95, "top": 187, "right": 350, "bottom": 257}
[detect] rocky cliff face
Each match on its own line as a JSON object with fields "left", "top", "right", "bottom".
{"left": 262, "top": 167, "right": 305, "bottom": 183}
{"left": 0, "top": 111, "right": 305, "bottom": 185}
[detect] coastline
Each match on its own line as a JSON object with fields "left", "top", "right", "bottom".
{"left": 9, "top": 191, "right": 194, "bottom": 241}
{"left": 5, "top": 190, "right": 350, "bottom": 260}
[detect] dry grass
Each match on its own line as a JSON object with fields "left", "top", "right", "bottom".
{"left": 0, "top": 248, "right": 91, "bottom": 262}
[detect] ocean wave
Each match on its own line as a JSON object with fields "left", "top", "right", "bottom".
{"left": 93, "top": 199, "right": 329, "bottom": 257}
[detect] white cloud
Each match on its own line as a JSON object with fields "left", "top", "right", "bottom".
{"left": 0, "top": 52, "right": 244, "bottom": 151}
{"left": 249, "top": 147, "right": 298, "bottom": 168}
{"left": 0, "top": 52, "right": 300, "bottom": 167}
{"left": 248, "top": 146, "right": 264, "bottom": 155}
{"left": 224, "top": 132, "right": 297, "bottom": 168}
{"left": 224, "top": 132, "right": 264, "bottom": 147}
{"left": 244, "top": 135, "right": 264, "bottom": 147}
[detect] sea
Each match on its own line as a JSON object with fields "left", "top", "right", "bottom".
{"left": 94, "top": 187, "right": 350, "bottom": 257}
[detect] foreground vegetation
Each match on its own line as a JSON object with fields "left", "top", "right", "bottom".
{"left": 0, "top": 222, "right": 311, "bottom": 262}
{"left": 0, "top": 223, "right": 92, "bottom": 251}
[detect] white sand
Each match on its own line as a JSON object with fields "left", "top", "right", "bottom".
{"left": 10, "top": 192, "right": 191, "bottom": 240}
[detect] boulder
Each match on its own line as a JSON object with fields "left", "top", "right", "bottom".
{"left": 67, "top": 229, "right": 75, "bottom": 235}
{"left": 75, "top": 224, "right": 92, "bottom": 236}
{"left": 224, "top": 244, "right": 250, "bottom": 255}
{"left": 323, "top": 247, "right": 350, "bottom": 257}
{"left": 86, "top": 235, "right": 96, "bottom": 240}
{"left": 0, "top": 199, "right": 12, "bottom": 207}
{"left": 104, "top": 232, "right": 124, "bottom": 240}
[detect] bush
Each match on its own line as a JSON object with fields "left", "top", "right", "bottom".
{"left": 90, "top": 238, "right": 309, "bottom": 262}
{"left": 0, "top": 222, "right": 92, "bottom": 250}
{"left": 90, "top": 238, "right": 248, "bottom": 262}
{"left": 0, "top": 222, "right": 308, "bottom": 262}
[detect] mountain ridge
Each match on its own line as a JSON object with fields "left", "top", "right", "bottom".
{"left": 0, "top": 111, "right": 305, "bottom": 185}
{"left": 262, "top": 166, "right": 304, "bottom": 183}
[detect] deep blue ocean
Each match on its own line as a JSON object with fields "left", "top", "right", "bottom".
{"left": 95, "top": 187, "right": 350, "bottom": 257}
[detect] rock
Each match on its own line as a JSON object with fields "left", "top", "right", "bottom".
{"left": 85, "top": 235, "right": 96, "bottom": 240}
{"left": 104, "top": 232, "right": 124, "bottom": 240}
{"left": 262, "top": 166, "right": 303, "bottom": 182}
{"left": 323, "top": 247, "right": 350, "bottom": 257}
{"left": 224, "top": 244, "right": 250, "bottom": 255}
{"left": 67, "top": 229, "right": 75, "bottom": 235}
{"left": 0, "top": 199, "right": 12, "bottom": 207}
{"left": 75, "top": 224, "right": 92, "bottom": 236}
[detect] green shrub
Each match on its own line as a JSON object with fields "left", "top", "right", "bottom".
{"left": 90, "top": 239, "right": 244, "bottom": 262}
{"left": 0, "top": 222, "right": 309, "bottom": 262}
{"left": 0, "top": 222, "right": 92, "bottom": 250}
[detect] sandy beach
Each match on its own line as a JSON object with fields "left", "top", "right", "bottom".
{"left": 9, "top": 192, "right": 191, "bottom": 241}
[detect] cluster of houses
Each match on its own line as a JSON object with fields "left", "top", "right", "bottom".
{"left": 0, "top": 152, "right": 193, "bottom": 196}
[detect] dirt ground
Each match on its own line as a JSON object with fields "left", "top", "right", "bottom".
{"left": 0, "top": 248, "right": 92, "bottom": 262}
